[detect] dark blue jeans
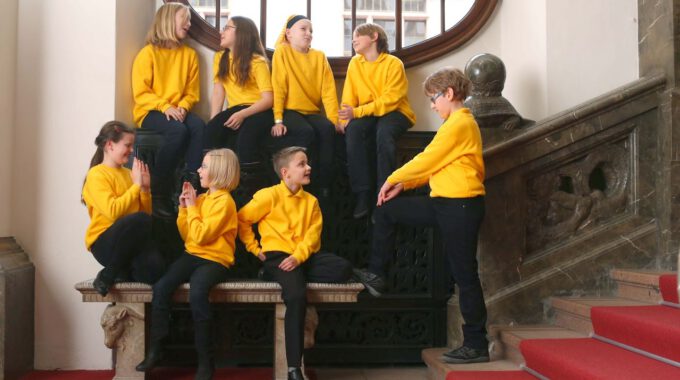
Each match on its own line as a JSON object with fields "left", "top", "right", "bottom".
{"left": 270, "top": 110, "right": 336, "bottom": 188}
{"left": 344, "top": 111, "right": 411, "bottom": 193}
{"left": 141, "top": 111, "right": 205, "bottom": 193}
{"left": 90, "top": 212, "right": 165, "bottom": 284}
{"left": 204, "top": 106, "right": 274, "bottom": 163}
{"left": 263, "top": 251, "right": 352, "bottom": 367}
{"left": 371, "top": 195, "right": 487, "bottom": 349}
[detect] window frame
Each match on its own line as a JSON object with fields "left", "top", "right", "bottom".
{"left": 167, "top": 0, "right": 498, "bottom": 77}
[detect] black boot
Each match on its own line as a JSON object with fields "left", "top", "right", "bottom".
{"left": 194, "top": 320, "right": 215, "bottom": 380}
{"left": 93, "top": 269, "right": 113, "bottom": 297}
{"left": 353, "top": 191, "right": 370, "bottom": 219}
{"left": 135, "top": 309, "right": 169, "bottom": 372}
{"left": 135, "top": 341, "right": 164, "bottom": 372}
{"left": 288, "top": 367, "right": 304, "bottom": 380}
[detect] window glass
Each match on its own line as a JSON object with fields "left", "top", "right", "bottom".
{"left": 445, "top": 0, "right": 475, "bottom": 30}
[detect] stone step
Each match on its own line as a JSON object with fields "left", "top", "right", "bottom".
{"left": 422, "top": 348, "right": 520, "bottom": 380}
{"left": 494, "top": 325, "right": 587, "bottom": 365}
{"left": 610, "top": 268, "right": 675, "bottom": 303}
{"left": 550, "top": 297, "right": 652, "bottom": 335}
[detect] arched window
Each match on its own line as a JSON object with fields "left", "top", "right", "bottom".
{"left": 167, "top": 0, "right": 498, "bottom": 77}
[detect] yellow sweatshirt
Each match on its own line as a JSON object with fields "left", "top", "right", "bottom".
{"left": 341, "top": 53, "right": 416, "bottom": 125}
{"left": 237, "top": 181, "right": 322, "bottom": 264}
{"left": 213, "top": 52, "right": 272, "bottom": 107}
{"left": 82, "top": 164, "right": 151, "bottom": 250}
{"left": 132, "top": 44, "right": 200, "bottom": 126}
{"left": 177, "top": 189, "right": 238, "bottom": 268}
{"left": 271, "top": 43, "right": 338, "bottom": 125}
{"left": 387, "top": 108, "right": 485, "bottom": 198}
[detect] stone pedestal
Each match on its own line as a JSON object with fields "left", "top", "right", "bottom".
{"left": 0, "top": 237, "right": 35, "bottom": 380}
{"left": 101, "top": 303, "right": 145, "bottom": 380}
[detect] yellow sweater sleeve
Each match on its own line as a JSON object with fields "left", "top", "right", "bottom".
{"left": 291, "top": 199, "right": 322, "bottom": 264}
{"left": 341, "top": 59, "right": 359, "bottom": 108}
{"left": 237, "top": 189, "right": 272, "bottom": 256}
{"left": 271, "top": 49, "right": 287, "bottom": 121}
{"left": 140, "top": 191, "right": 152, "bottom": 214}
{"left": 178, "top": 195, "right": 233, "bottom": 246}
{"left": 320, "top": 57, "right": 339, "bottom": 125}
{"left": 132, "top": 46, "right": 172, "bottom": 115}
{"left": 388, "top": 114, "right": 468, "bottom": 187}
{"left": 177, "top": 50, "right": 200, "bottom": 111}
{"left": 83, "top": 170, "right": 142, "bottom": 221}
{"left": 354, "top": 57, "right": 408, "bottom": 118}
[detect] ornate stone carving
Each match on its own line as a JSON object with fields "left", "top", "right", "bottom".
{"left": 464, "top": 53, "right": 529, "bottom": 131}
{"left": 100, "top": 303, "right": 145, "bottom": 380}
{"left": 526, "top": 143, "right": 630, "bottom": 253}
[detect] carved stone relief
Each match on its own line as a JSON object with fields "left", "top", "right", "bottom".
{"left": 526, "top": 142, "right": 630, "bottom": 254}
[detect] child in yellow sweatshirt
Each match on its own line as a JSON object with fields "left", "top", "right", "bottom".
{"left": 82, "top": 121, "right": 164, "bottom": 296}
{"left": 204, "top": 16, "right": 274, "bottom": 164}
{"left": 339, "top": 23, "right": 415, "bottom": 219}
{"left": 237, "top": 147, "right": 352, "bottom": 380}
{"left": 270, "top": 15, "right": 339, "bottom": 199}
{"left": 353, "top": 68, "right": 489, "bottom": 365}
{"left": 132, "top": 3, "right": 204, "bottom": 215}
{"left": 136, "top": 149, "right": 240, "bottom": 380}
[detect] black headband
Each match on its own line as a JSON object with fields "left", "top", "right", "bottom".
{"left": 286, "top": 15, "right": 308, "bottom": 29}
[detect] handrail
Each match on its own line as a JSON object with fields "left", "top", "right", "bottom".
{"left": 484, "top": 74, "right": 666, "bottom": 159}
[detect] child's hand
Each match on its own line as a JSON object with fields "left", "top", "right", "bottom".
{"left": 335, "top": 121, "right": 347, "bottom": 134}
{"left": 338, "top": 103, "right": 354, "bottom": 122}
{"left": 377, "top": 182, "right": 403, "bottom": 206}
{"left": 178, "top": 107, "right": 187, "bottom": 122}
{"left": 140, "top": 161, "right": 151, "bottom": 192}
{"left": 225, "top": 111, "right": 245, "bottom": 130}
{"left": 257, "top": 250, "right": 266, "bottom": 262}
{"left": 271, "top": 123, "right": 287, "bottom": 137}
{"left": 278, "top": 256, "right": 299, "bottom": 271}
{"left": 131, "top": 158, "right": 143, "bottom": 186}
{"left": 165, "top": 106, "right": 185, "bottom": 122}
{"left": 184, "top": 181, "right": 197, "bottom": 206}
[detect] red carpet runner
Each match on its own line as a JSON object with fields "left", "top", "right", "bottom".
{"left": 446, "top": 370, "right": 536, "bottom": 380}
{"left": 591, "top": 305, "right": 680, "bottom": 362}
{"left": 520, "top": 338, "right": 680, "bottom": 379}
{"left": 659, "top": 274, "right": 679, "bottom": 303}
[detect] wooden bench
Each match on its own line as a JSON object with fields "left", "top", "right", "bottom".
{"left": 75, "top": 280, "right": 363, "bottom": 380}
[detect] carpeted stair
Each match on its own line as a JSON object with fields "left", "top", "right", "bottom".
{"left": 429, "top": 269, "right": 680, "bottom": 380}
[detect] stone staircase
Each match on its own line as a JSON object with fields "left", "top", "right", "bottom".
{"left": 423, "top": 269, "right": 680, "bottom": 380}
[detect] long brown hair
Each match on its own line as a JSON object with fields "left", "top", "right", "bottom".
{"left": 82, "top": 121, "right": 136, "bottom": 204}
{"left": 218, "top": 16, "right": 267, "bottom": 87}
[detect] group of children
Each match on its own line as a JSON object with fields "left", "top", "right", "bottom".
{"left": 81, "top": 3, "right": 490, "bottom": 380}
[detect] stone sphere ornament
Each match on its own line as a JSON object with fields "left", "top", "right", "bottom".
{"left": 464, "top": 53, "right": 529, "bottom": 131}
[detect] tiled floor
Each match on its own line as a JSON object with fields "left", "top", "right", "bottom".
{"left": 310, "top": 366, "right": 429, "bottom": 380}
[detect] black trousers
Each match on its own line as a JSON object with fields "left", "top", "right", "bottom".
{"left": 91, "top": 212, "right": 165, "bottom": 284}
{"left": 204, "top": 106, "right": 274, "bottom": 163}
{"left": 263, "top": 251, "right": 352, "bottom": 367}
{"left": 150, "top": 252, "right": 229, "bottom": 343}
{"left": 370, "top": 195, "right": 488, "bottom": 349}
{"left": 270, "top": 110, "right": 336, "bottom": 188}
{"left": 141, "top": 111, "right": 205, "bottom": 194}
{"left": 344, "top": 111, "right": 411, "bottom": 193}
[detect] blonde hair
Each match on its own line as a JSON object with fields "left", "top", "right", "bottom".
{"left": 272, "top": 146, "right": 307, "bottom": 179}
{"left": 423, "top": 67, "right": 471, "bottom": 101}
{"left": 146, "top": 3, "right": 190, "bottom": 49}
{"left": 204, "top": 149, "right": 240, "bottom": 191}
{"left": 355, "top": 23, "right": 389, "bottom": 54}
{"left": 275, "top": 15, "right": 310, "bottom": 48}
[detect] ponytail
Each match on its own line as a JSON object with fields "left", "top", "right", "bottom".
{"left": 81, "top": 121, "right": 136, "bottom": 205}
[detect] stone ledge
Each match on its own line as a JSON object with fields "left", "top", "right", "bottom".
{"left": 75, "top": 280, "right": 364, "bottom": 303}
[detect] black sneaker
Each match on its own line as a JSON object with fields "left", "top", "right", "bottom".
{"left": 93, "top": 269, "right": 112, "bottom": 297}
{"left": 287, "top": 367, "right": 304, "bottom": 380}
{"left": 352, "top": 268, "right": 385, "bottom": 297}
{"left": 441, "top": 346, "right": 489, "bottom": 364}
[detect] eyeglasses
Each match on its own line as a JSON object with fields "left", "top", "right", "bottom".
{"left": 222, "top": 25, "right": 236, "bottom": 31}
{"left": 429, "top": 91, "right": 444, "bottom": 104}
